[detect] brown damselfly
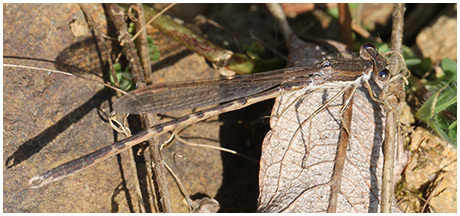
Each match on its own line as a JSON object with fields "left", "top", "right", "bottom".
{"left": 16, "top": 43, "right": 392, "bottom": 188}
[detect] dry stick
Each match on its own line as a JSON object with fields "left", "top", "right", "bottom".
{"left": 134, "top": 3, "right": 153, "bottom": 86}
{"left": 422, "top": 163, "right": 456, "bottom": 213}
{"left": 105, "top": 3, "right": 172, "bottom": 212}
{"left": 265, "top": 3, "right": 293, "bottom": 41}
{"left": 131, "top": 3, "right": 176, "bottom": 41}
{"left": 328, "top": 90, "right": 353, "bottom": 213}
{"left": 142, "top": 5, "right": 280, "bottom": 75}
{"left": 399, "top": 188, "right": 433, "bottom": 212}
{"left": 351, "top": 22, "right": 382, "bottom": 44}
{"left": 80, "top": 5, "right": 145, "bottom": 210}
{"left": 141, "top": 6, "right": 233, "bottom": 69}
{"left": 136, "top": 5, "right": 174, "bottom": 212}
{"left": 105, "top": 3, "right": 150, "bottom": 213}
{"left": 115, "top": 114, "right": 147, "bottom": 213}
{"left": 79, "top": 7, "right": 147, "bottom": 210}
{"left": 381, "top": 3, "right": 406, "bottom": 213}
{"left": 163, "top": 156, "right": 195, "bottom": 212}
{"left": 338, "top": 3, "right": 354, "bottom": 48}
{"left": 127, "top": 3, "right": 152, "bottom": 212}
{"left": 78, "top": 3, "right": 121, "bottom": 96}
{"left": 3, "top": 64, "right": 127, "bottom": 95}
{"left": 327, "top": 3, "right": 354, "bottom": 213}
{"left": 105, "top": 3, "right": 146, "bottom": 84}
{"left": 174, "top": 134, "right": 259, "bottom": 163}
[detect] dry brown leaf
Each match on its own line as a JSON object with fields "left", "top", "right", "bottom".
{"left": 258, "top": 36, "right": 402, "bottom": 212}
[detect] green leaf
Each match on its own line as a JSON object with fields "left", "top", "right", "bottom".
{"left": 375, "top": 43, "right": 390, "bottom": 53}
{"left": 429, "top": 117, "right": 457, "bottom": 146}
{"left": 441, "top": 58, "right": 457, "bottom": 82}
{"left": 110, "top": 62, "right": 134, "bottom": 92}
{"left": 327, "top": 7, "right": 339, "bottom": 19}
{"left": 404, "top": 58, "right": 421, "bottom": 66}
{"left": 147, "top": 36, "right": 161, "bottom": 61}
{"left": 401, "top": 45, "right": 418, "bottom": 59}
{"left": 242, "top": 42, "right": 265, "bottom": 57}
{"left": 417, "top": 85, "right": 456, "bottom": 120}
{"left": 416, "top": 84, "right": 457, "bottom": 145}
{"left": 448, "top": 120, "right": 457, "bottom": 144}
{"left": 246, "top": 50, "right": 261, "bottom": 60}
{"left": 410, "top": 57, "right": 432, "bottom": 77}
{"left": 434, "top": 86, "right": 457, "bottom": 114}
{"left": 128, "top": 22, "right": 135, "bottom": 34}
{"left": 113, "top": 62, "right": 122, "bottom": 71}
{"left": 419, "top": 58, "right": 433, "bottom": 74}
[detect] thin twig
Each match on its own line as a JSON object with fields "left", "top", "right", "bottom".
{"left": 105, "top": 3, "right": 172, "bottom": 212}
{"left": 351, "top": 22, "right": 382, "bottom": 44}
{"left": 79, "top": 3, "right": 121, "bottom": 96}
{"left": 163, "top": 158, "right": 195, "bottom": 212}
{"left": 265, "top": 3, "right": 293, "bottom": 41}
{"left": 132, "top": 4, "right": 155, "bottom": 211}
{"left": 175, "top": 134, "right": 259, "bottom": 163}
{"left": 106, "top": 3, "right": 152, "bottom": 213}
{"left": 338, "top": 3, "right": 353, "bottom": 49}
{"left": 381, "top": 3, "right": 406, "bottom": 213}
{"left": 130, "top": 3, "right": 154, "bottom": 212}
{"left": 132, "top": 3, "right": 176, "bottom": 41}
{"left": 133, "top": 3, "right": 153, "bottom": 85}
{"left": 105, "top": 3, "right": 146, "bottom": 87}
{"left": 3, "top": 64, "right": 127, "bottom": 95}
{"left": 327, "top": 4, "right": 354, "bottom": 212}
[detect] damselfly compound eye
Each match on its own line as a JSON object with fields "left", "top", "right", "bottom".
{"left": 362, "top": 43, "right": 376, "bottom": 50}
{"left": 359, "top": 43, "right": 378, "bottom": 61}
{"left": 379, "top": 69, "right": 390, "bottom": 80}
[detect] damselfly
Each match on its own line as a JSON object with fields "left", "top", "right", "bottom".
{"left": 28, "top": 43, "right": 390, "bottom": 188}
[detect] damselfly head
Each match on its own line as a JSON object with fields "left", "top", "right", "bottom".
{"left": 359, "top": 43, "right": 390, "bottom": 85}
